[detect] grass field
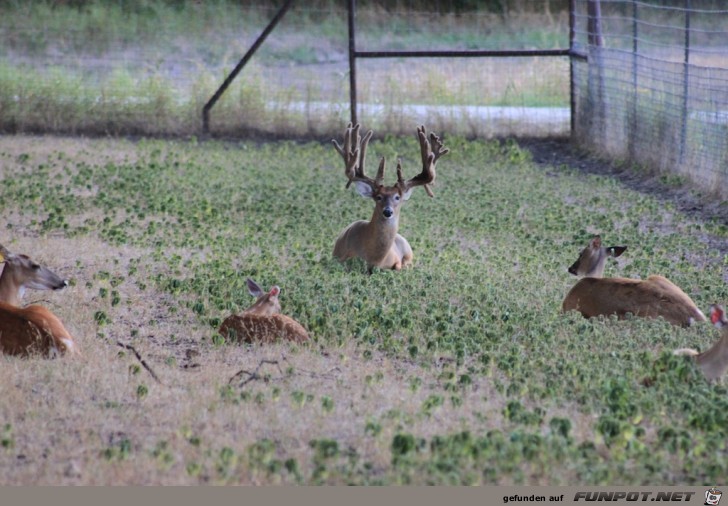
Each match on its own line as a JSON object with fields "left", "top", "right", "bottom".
{"left": 0, "top": 133, "right": 726, "bottom": 485}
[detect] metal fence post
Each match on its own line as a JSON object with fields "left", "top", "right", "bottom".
{"left": 680, "top": 0, "right": 691, "bottom": 163}
{"left": 587, "top": 0, "right": 605, "bottom": 138}
{"left": 630, "top": 0, "right": 638, "bottom": 158}
{"left": 348, "top": 0, "right": 358, "bottom": 125}
{"left": 569, "top": 0, "right": 576, "bottom": 137}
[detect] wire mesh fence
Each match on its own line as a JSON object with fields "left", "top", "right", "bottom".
{"left": 571, "top": 0, "right": 728, "bottom": 197}
{"left": 0, "top": 1, "right": 570, "bottom": 140}
{"left": 3, "top": 1, "right": 724, "bottom": 197}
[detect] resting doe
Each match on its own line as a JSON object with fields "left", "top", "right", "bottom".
{"left": 674, "top": 304, "right": 728, "bottom": 381}
{"left": 562, "top": 236, "right": 705, "bottom": 327}
{"left": 0, "top": 243, "right": 77, "bottom": 357}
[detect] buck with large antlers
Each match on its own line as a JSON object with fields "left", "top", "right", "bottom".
{"left": 674, "top": 304, "right": 728, "bottom": 381}
{"left": 218, "top": 278, "right": 309, "bottom": 344}
{"left": 332, "top": 123, "right": 449, "bottom": 272}
{"left": 562, "top": 235, "right": 706, "bottom": 327}
{"left": 0, "top": 243, "right": 78, "bottom": 357}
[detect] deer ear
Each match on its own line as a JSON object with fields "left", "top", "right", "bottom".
{"left": 401, "top": 188, "right": 414, "bottom": 201}
{"left": 607, "top": 246, "right": 627, "bottom": 258}
{"left": 0, "top": 244, "right": 10, "bottom": 263}
{"left": 710, "top": 304, "right": 725, "bottom": 327}
{"left": 590, "top": 236, "right": 602, "bottom": 249}
{"left": 269, "top": 286, "right": 280, "bottom": 298}
{"left": 246, "top": 278, "right": 264, "bottom": 297}
{"left": 354, "top": 181, "right": 374, "bottom": 198}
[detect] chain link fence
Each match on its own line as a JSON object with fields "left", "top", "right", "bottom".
{"left": 571, "top": 0, "right": 728, "bottom": 197}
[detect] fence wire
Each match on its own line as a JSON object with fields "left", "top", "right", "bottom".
{"left": 572, "top": 0, "right": 728, "bottom": 197}
{"left": 0, "top": 1, "right": 570, "bottom": 140}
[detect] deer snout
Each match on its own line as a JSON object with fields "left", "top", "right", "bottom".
{"left": 383, "top": 207, "right": 394, "bottom": 218}
{"left": 55, "top": 279, "right": 69, "bottom": 290}
{"left": 568, "top": 264, "right": 578, "bottom": 276}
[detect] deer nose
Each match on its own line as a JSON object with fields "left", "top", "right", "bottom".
{"left": 383, "top": 207, "right": 393, "bottom": 218}
{"left": 567, "top": 265, "right": 578, "bottom": 276}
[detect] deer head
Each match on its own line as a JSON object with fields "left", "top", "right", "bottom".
{"left": 242, "top": 278, "right": 282, "bottom": 317}
{"left": 711, "top": 304, "right": 727, "bottom": 329}
{"left": 567, "top": 235, "right": 627, "bottom": 278}
{"left": 0, "top": 243, "right": 68, "bottom": 306}
{"left": 332, "top": 123, "right": 449, "bottom": 222}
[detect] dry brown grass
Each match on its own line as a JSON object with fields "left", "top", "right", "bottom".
{"left": 0, "top": 228, "right": 591, "bottom": 485}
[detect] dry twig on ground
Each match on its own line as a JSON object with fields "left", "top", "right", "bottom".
{"left": 116, "top": 341, "right": 162, "bottom": 384}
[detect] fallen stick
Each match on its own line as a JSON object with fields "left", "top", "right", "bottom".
{"left": 116, "top": 341, "right": 162, "bottom": 384}
{"left": 229, "top": 359, "right": 282, "bottom": 387}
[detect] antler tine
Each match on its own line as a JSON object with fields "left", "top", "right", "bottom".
{"left": 396, "top": 158, "right": 406, "bottom": 187}
{"left": 332, "top": 123, "right": 377, "bottom": 189}
{"left": 400, "top": 125, "right": 449, "bottom": 197}
{"left": 417, "top": 125, "right": 429, "bottom": 168}
{"left": 375, "top": 156, "right": 386, "bottom": 186}
{"left": 428, "top": 130, "right": 450, "bottom": 164}
{"left": 332, "top": 122, "right": 358, "bottom": 184}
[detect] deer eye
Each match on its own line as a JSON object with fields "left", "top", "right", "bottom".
{"left": 32, "top": 264, "right": 40, "bottom": 270}
{"left": 394, "top": 195, "right": 400, "bottom": 201}
{"left": 376, "top": 195, "right": 383, "bottom": 201}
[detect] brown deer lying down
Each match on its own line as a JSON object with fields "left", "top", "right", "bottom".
{"left": 0, "top": 243, "right": 78, "bottom": 357}
{"left": 562, "top": 236, "right": 706, "bottom": 327}
{"left": 218, "top": 278, "right": 309, "bottom": 344}
{"left": 674, "top": 304, "right": 728, "bottom": 381}
{"left": 332, "top": 123, "right": 449, "bottom": 272}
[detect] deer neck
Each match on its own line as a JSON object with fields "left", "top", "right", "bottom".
{"left": 715, "top": 328, "right": 728, "bottom": 358}
{"left": 585, "top": 252, "right": 609, "bottom": 278}
{"left": 366, "top": 209, "right": 400, "bottom": 252}
{"left": 243, "top": 299, "right": 280, "bottom": 317}
{"left": 0, "top": 268, "right": 22, "bottom": 306}
{"left": 697, "top": 330, "right": 728, "bottom": 376}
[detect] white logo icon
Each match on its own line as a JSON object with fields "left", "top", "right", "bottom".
{"left": 705, "top": 488, "right": 722, "bottom": 506}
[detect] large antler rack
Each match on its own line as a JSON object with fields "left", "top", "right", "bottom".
{"left": 332, "top": 123, "right": 386, "bottom": 191}
{"left": 396, "top": 125, "right": 450, "bottom": 198}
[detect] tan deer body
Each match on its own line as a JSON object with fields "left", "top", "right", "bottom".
{"left": 0, "top": 244, "right": 78, "bottom": 357}
{"left": 674, "top": 304, "right": 728, "bottom": 381}
{"left": 0, "top": 303, "right": 76, "bottom": 356}
{"left": 332, "top": 124, "right": 449, "bottom": 272}
{"left": 218, "top": 278, "right": 309, "bottom": 344}
{"left": 333, "top": 211, "right": 413, "bottom": 270}
{"left": 562, "top": 236, "right": 705, "bottom": 327}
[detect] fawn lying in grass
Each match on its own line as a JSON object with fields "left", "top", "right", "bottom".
{"left": 218, "top": 278, "right": 309, "bottom": 344}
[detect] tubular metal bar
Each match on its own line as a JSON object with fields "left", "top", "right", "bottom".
{"left": 679, "top": 0, "right": 691, "bottom": 163}
{"left": 571, "top": 49, "right": 589, "bottom": 61}
{"left": 355, "top": 49, "right": 571, "bottom": 58}
{"left": 348, "top": 0, "right": 358, "bottom": 125}
{"left": 570, "top": 0, "right": 577, "bottom": 135}
{"left": 630, "top": 0, "right": 639, "bottom": 158}
{"left": 202, "top": 0, "right": 295, "bottom": 135}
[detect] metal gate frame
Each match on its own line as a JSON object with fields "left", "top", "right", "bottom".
{"left": 203, "top": 0, "right": 592, "bottom": 136}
